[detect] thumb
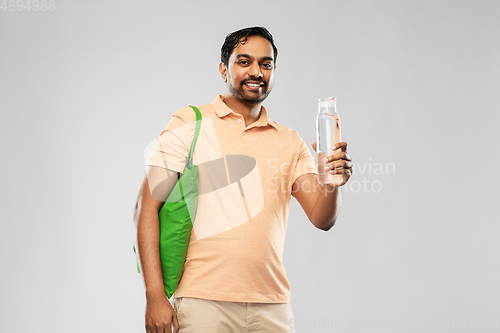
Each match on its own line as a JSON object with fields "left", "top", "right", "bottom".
{"left": 311, "top": 141, "right": 317, "bottom": 152}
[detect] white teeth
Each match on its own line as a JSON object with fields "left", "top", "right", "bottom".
{"left": 246, "top": 83, "right": 261, "bottom": 87}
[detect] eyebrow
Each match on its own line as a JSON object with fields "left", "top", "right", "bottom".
{"left": 236, "top": 54, "right": 274, "bottom": 62}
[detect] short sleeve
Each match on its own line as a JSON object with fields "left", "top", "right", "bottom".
{"left": 291, "top": 137, "right": 318, "bottom": 189}
{"left": 146, "top": 107, "right": 198, "bottom": 174}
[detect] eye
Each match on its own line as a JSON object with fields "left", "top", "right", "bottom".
{"left": 262, "top": 63, "right": 273, "bottom": 69}
{"left": 238, "top": 60, "right": 249, "bottom": 65}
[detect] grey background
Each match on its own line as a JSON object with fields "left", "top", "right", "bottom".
{"left": 1, "top": 0, "right": 499, "bottom": 332}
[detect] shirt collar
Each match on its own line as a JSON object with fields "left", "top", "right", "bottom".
{"left": 210, "top": 95, "right": 279, "bottom": 131}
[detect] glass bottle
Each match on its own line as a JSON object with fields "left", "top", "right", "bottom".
{"left": 316, "top": 97, "right": 342, "bottom": 185}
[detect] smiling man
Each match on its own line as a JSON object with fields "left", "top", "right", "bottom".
{"left": 134, "top": 27, "right": 353, "bottom": 333}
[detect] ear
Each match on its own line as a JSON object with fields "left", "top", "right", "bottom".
{"left": 219, "top": 62, "right": 227, "bottom": 83}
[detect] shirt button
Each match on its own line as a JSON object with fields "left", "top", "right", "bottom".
{"left": 238, "top": 119, "right": 242, "bottom": 123}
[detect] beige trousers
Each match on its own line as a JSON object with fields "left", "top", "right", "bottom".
{"left": 172, "top": 297, "right": 296, "bottom": 333}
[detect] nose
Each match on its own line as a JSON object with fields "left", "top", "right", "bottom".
{"left": 248, "top": 62, "right": 263, "bottom": 78}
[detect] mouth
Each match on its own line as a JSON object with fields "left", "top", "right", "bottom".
{"left": 243, "top": 81, "right": 265, "bottom": 91}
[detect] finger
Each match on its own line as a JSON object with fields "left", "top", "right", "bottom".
{"left": 153, "top": 323, "right": 163, "bottom": 333}
{"left": 327, "top": 165, "right": 349, "bottom": 174}
{"left": 337, "top": 177, "right": 349, "bottom": 186}
{"left": 332, "top": 142, "right": 348, "bottom": 152}
{"left": 325, "top": 151, "right": 351, "bottom": 163}
{"left": 311, "top": 141, "right": 317, "bottom": 152}
{"left": 329, "top": 167, "right": 351, "bottom": 175}
{"left": 165, "top": 321, "right": 173, "bottom": 333}
{"left": 324, "top": 160, "right": 352, "bottom": 171}
{"left": 342, "top": 170, "right": 352, "bottom": 184}
{"left": 332, "top": 170, "right": 352, "bottom": 184}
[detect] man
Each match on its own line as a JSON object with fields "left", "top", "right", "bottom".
{"left": 134, "top": 27, "right": 353, "bottom": 333}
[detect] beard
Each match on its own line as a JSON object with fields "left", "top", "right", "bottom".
{"left": 227, "top": 77, "right": 273, "bottom": 104}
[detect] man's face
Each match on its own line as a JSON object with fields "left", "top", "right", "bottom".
{"left": 221, "top": 36, "right": 275, "bottom": 104}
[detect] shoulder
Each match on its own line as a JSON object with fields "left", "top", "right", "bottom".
{"left": 270, "top": 120, "right": 311, "bottom": 157}
{"left": 272, "top": 120, "right": 303, "bottom": 142}
{"left": 172, "top": 103, "right": 214, "bottom": 123}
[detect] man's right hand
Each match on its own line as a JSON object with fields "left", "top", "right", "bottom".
{"left": 135, "top": 168, "right": 181, "bottom": 332}
{"left": 145, "top": 294, "right": 179, "bottom": 333}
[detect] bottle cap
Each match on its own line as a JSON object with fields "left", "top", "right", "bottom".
{"left": 317, "top": 97, "right": 336, "bottom": 108}
{"left": 317, "top": 97, "right": 337, "bottom": 114}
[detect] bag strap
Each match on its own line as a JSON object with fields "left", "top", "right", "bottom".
{"left": 186, "top": 106, "right": 202, "bottom": 168}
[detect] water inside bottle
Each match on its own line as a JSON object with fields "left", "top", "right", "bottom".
{"left": 317, "top": 114, "right": 342, "bottom": 185}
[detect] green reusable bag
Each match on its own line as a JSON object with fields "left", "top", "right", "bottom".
{"left": 134, "top": 105, "right": 202, "bottom": 299}
{"left": 159, "top": 105, "right": 201, "bottom": 298}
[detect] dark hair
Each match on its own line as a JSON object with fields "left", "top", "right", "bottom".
{"left": 221, "top": 26, "right": 278, "bottom": 67}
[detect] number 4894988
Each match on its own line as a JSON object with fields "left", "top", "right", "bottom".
{"left": 1, "top": 0, "right": 56, "bottom": 11}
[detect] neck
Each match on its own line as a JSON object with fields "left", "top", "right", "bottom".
{"left": 222, "top": 94, "right": 262, "bottom": 127}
